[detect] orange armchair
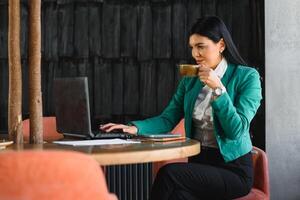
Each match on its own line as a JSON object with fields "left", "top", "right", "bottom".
{"left": 235, "top": 146, "right": 270, "bottom": 200}
{"left": 152, "top": 119, "right": 187, "bottom": 179}
{"left": 153, "top": 120, "right": 270, "bottom": 200}
{"left": 23, "top": 116, "right": 63, "bottom": 142}
{"left": 0, "top": 150, "right": 117, "bottom": 200}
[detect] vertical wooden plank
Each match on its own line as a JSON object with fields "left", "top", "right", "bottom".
{"left": 0, "top": 60, "right": 8, "bottom": 132}
{"left": 186, "top": 0, "right": 202, "bottom": 60}
{"left": 41, "top": 61, "right": 48, "bottom": 115}
{"left": 57, "top": 0, "right": 73, "bottom": 4}
{"left": 216, "top": 0, "right": 233, "bottom": 34}
{"left": 120, "top": 3, "right": 137, "bottom": 57}
{"left": 250, "top": 0, "right": 264, "bottom": 67}
{"left": 140, "top": 61, "right": 157, "bottom": 117}
{"left": 42, "top": 0, "right": 58, "bottom": 2}
{"left": 157, "top": 60, "right": 174, "bottom": 112}
{"left": 87, "top": 59, "right": 94, "bottom": 117}
{"left": 112, "top": 62, "right": 123, "bottom": 115}
{"left": 49, "top": 62, "right": 59, "bottom": 115}
{"left": 41, "top": 61, "right": 54, "bottom": 115}
{"left": 94, "top": 58, "right": 112, "bottom": 117}
{"left": 124, "top": 59, "right": 139, "bottom": 115}
{"left": 76, "top": 58, "right": 94, "bottom": 119}
{"left": 151, "top": 0, "right": 168, "bottom": 2}
{"left": 43, "top": 2, "right": 58, "bottom": 61}
{"left": 152, "top": 3, "right": 171, "bottom": 59}
{"left": 77, "top": 59, "right": 88, "bottom": 77}
{"left": 0, "top": 0, "right": 8, "bottom": 4}
{"left": 172, "top": 0, "right": 187, "bottom": 60}
{"left": 88, "top": 2, "right": 101, "bottom": 56}
{"left": 137, "top": 2, "right": 152, "bottom": 61}
{"left": 232, "top": 0, "right": 251, "bottom": 63}
{"left": 187, "top": 0, "right": 202, "bottom": 31}
{"left": 74, "top": 2, "right": 89, "bottom": 58}
{"left": 201, "top": 0, "right": 216, "bottom": 16}
{"left": 41, "top": 60, "right": 47, "bottom": 115}
{"left": 257, "top": 0, "right": 264, "bottom": 67}
{"left": 58, "top": 2, "right": 74, "bottom": 57}
{"left": 102, "top": 1, "right": 120, "bottom": 58}
{"left": 60, "top": 59, "right": 77, "bottom": 77}
{"left": 53, "top": 59, "right": 63, "bottom": 78}
{"left": 20, "top": 2, "right": 28, "bottom": 59}
{"left": 0, "top": 4, "right": 8, "bottom": 59}
{"left": 249, "top": 0, "right": 265, "bottom": 150}
{"left": 21, "top": 59, "right": 29, "bottom": 117}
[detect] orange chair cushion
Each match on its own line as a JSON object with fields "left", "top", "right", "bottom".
{"left": 23, "top": 117, "right": 63, "bottom": 141}
{"left": 0, "top": 151, "right": 115, "bottom": 200}
{"left": 235, "top": 188, "right": 268, "bottom": 200}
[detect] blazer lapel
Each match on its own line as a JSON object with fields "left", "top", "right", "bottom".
{"left": 183, "top": 78, "right": 203, "bottom": 137}
{"left": 220, "top": 63, "right": 235, "bottom": 87}
{"left": 188, "top": 78, "right": 204, "bottom": 106}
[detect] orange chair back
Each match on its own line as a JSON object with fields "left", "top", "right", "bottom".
{"left": 153, "top": 119, "right": 187, "bottom": 178}
{"left": 253, "top": 147, "right": 269, "bottom": 192}
{"left": 23, "top": 117, "right": 63, "bottom": 141}
{"left": 235, "top": 147, "right": 270, "bottom": 200}
{"left": 171, "top": 119, "right": 185, "bottom": 136}
{"left": 0, "top": 150, "right": 117, "bottom": 200}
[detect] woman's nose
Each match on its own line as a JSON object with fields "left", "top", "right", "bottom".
{"left": 192, "top": 49, "right": 200, "bottom": 58}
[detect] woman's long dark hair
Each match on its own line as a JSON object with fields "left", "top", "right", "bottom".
{"left": 189, "top": 16, "right": 247, "bottom": 66}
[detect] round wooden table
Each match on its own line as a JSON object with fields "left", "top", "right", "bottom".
{"left": 3, "top": 138, "right": 200, "bottom": 166}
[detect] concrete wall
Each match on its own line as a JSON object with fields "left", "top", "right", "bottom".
{"left": 266, "top": 0, "right": 300, "bottom": 199}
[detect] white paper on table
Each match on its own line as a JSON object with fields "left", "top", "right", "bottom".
{"left": 53, "top": 139, "right": 140, "bottom": 146}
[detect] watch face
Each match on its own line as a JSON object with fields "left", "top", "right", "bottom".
{"left": 215, "top": 88, "right": 222, "bottom": 95}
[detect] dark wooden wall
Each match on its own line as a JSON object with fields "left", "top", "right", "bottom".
{"left": 0, "top": 0, "right": 265, "bottom": 148}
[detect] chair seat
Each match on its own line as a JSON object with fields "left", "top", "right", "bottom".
{"left": 234, "top": 188, "right": 268, "bottom": 200}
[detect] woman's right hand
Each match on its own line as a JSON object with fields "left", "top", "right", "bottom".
{"left": 99, "top": 123, "right": 138, "bottom": 135}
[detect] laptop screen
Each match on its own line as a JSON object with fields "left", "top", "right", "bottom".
{"left": 53, "top": 77, "right": 93, "bottom": 138}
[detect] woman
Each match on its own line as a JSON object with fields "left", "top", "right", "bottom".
{"left": 101, "top": 16, "right": 262, "bottom": 200}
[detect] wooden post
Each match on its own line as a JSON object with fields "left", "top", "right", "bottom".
{"left": 28, "top": 0, "right": 43, "bottom": 144}
{"left": 8, "top": 0, "right": 23, "bottom": 144}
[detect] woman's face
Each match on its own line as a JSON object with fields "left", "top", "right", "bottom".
{"left": 189, "top": 34, "right": 225, "bottom": 69}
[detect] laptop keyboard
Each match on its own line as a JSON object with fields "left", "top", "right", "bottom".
{"left": 93, "top": 132, "right": 134, "bottom": 139}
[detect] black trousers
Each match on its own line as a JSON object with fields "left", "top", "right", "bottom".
{"left": 150, "top": 147, "right": 253, "bottom": 200}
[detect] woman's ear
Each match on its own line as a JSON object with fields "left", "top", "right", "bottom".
{"left": 219, "top": 38, "right": 226, "bottom": 53}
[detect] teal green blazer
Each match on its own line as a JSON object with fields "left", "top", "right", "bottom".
{"left": 132, "top": 63, "right": 262, "bottom": 162}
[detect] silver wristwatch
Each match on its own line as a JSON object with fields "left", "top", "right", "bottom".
{"left": 212, "top": 86, "right": 226, "bottom": 97}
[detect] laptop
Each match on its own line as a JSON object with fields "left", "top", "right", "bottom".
{"left": 53, "top": 77, "right": 133, "bottom": 139}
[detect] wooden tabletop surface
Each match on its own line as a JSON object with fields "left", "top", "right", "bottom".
{"left": 1, "top": 137, "right": 200, "bottom": 166}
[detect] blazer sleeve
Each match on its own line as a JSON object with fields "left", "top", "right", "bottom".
{"left": 131, "top": 78, "right": 186, "bottom": 135}
{"left": 211, "top": 68, "right": 262, "bottom": 140}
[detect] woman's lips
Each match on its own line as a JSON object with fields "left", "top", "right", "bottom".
{"left": 196, "top": 60, "right": 204, "bottom": 65}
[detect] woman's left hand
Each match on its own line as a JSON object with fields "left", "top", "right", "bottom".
{"left": 198, "top": 66, "right": 223, "bottom": 89}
